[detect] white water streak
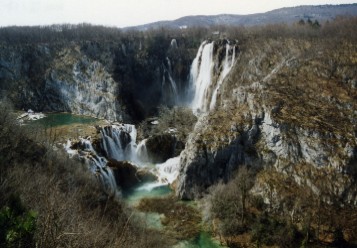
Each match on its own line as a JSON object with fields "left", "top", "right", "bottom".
{"left": 209, "top": 43, "right": 236, "bottom": 110}
{"left": 190, "top": 41, "right": 214, "bottom": 112}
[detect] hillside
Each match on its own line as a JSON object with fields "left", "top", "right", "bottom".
{"left": 129, "top": 4, "right": 357, "bottom": 30}
{"left": 176, "top": 17, "right": 357, "bottom": 246}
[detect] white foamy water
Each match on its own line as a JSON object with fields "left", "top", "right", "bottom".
{"left": 156, "top": 156, "right": 180, "bottom": 184}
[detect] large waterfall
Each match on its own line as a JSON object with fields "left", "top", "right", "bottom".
{"left": 190, "top": 40, "right": 237, "bottom": 112}
{"left": 190, "top": 41, "right": 215, "bottom": 112}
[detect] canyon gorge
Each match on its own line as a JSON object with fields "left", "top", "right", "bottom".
{"left": 1, "top": 15, "right": 357, "bottom": 247}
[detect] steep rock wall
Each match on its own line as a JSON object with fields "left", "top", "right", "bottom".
{"left": 0, "top": 37, "right": 196, "bottom": 121}
{"left": 177, "top": 38, "right": 357, "bottom": 206}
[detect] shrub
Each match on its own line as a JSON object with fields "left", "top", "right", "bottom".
{"left": 251, "top": 214, "right": 300, "bottom": 247}
{"left": 208, "top": 166, "right": 255, "bottom": 236}
{"left": 0, "top": 195, "right": 37, "bottom": 248}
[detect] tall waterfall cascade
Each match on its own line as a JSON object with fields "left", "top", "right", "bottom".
{"left": 190, "top": 40, "right": 237, "bottom": 112}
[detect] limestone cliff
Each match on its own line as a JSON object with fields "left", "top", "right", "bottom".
{"left": 0, "top": 34, "right": 196, "bottom": 121}
{"left": 177, "top": 36, "right": 357, "bottom": 207}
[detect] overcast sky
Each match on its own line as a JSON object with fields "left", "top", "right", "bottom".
{"left": 1, "top": 0, "right": 356, "bottom": 27}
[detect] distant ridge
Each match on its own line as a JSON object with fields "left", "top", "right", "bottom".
{"left": 127, "top": 4, "right": 357, "bottom": 30}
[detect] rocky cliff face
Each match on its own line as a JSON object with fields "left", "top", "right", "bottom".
{"left": 44, "top": 45, "right": 121, "bottom": 120}
{"left": 177, "top": 37, "right": 357, "bottom": 206}
{"left": 0, "top": 36, "right": 196, "bottom": 121}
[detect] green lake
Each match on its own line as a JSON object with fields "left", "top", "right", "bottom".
{"left": 31, "top": 113, "right": 99, "bottom": 128}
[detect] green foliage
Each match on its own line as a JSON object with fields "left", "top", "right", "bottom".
{"left": 0, "top": 196, "right": 37, "bottom": 248}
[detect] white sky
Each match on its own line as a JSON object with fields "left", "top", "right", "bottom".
{"left": 0, "top": 0, "right": 356, "bottom": 28}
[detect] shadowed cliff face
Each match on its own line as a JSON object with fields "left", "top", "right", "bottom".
{"left": 177, "top": 37, "right": 357, "bottom": 206}
{"left": 0, "top": 37, "right": 196, "bottom": 122}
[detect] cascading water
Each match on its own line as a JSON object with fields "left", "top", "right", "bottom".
{"left": 65, "top": 123, "right": 181, "bottom": 198}
{"left": 209, "top": 42, "right": 236, "bottom": 110}
{"left": 190, "top": 40, "right": 237, "bottom": 113}
{"left": 135, "top": 156, "right": 180, "bottom": 191}
{"left": 64, "top": 137, "right": 121, "bottom": 198}
{"left": 136, "top": 139, "right": 149, "bottom": 163}
{"left": 100, "top": 124, "right": 137, "bottom": 162}
{"left": 99, "top": 124, "right": 180, "bottom": 190}
{"left": 156, "top": 156, "right": 180, "bottom": 185}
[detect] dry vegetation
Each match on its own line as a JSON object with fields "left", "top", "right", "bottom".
{"left": 139, "top": 106, "right": 197, "bottom": 141}
{"left": 0, "top": 102, "right": 170, "bottom": 247}
{"left": 204, "top": 166, "right": 357, "bottom": 248}
{"left": 194, "top": 17, "right": 357, "bottom": 248}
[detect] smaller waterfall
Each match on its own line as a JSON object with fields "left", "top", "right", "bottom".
{"left": 156, "top": 156, "right": 180, "bottom": 185}
{"left": 136, "top": 156, "right": 181, "bottom": 191}
{"left": 101, "top": 127, "right": 124, "bottom": 161}
{"left": 162, "top": 58, "right": 179, "bottom": 105}
{"left": 170, "top": 39, "right": 178, "bottom": 49}
{"left": 82, "top": 138, "right": 121, "bottom": 198}
{"left": 100, "top": 124, "right": 137, "bottom": 162}
{"left": 136, "top": 139, "right": 149, "bottom": 164}
{"left": 94, "top": 159, "right": 119, "bottom": 198}
{"left": 64, "top": 138, "right": 121, "bottom": 198}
